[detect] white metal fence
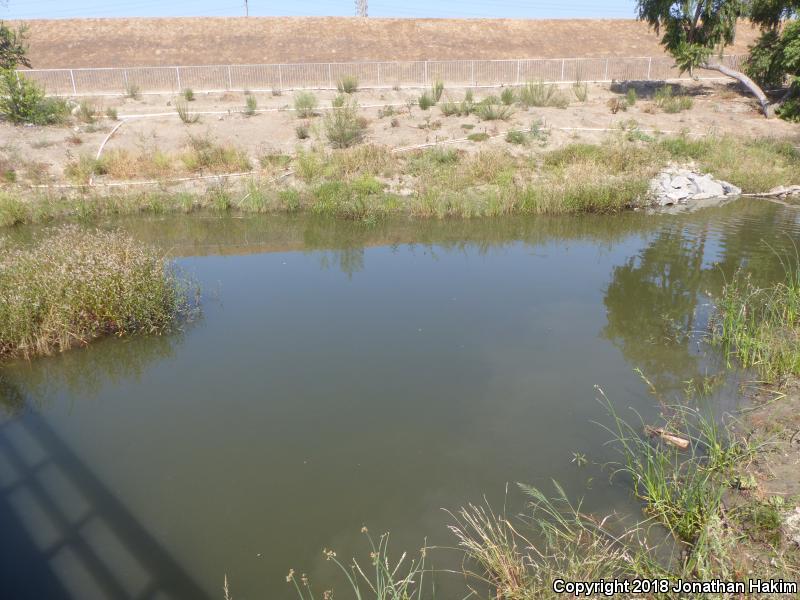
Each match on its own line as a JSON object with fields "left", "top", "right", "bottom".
{"left": 18, "top": 55, "right": 747, "bottom": 96}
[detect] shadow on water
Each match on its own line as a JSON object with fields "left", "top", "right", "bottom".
{"left": 0, "top": 389, "right": 211, "bottom": 600}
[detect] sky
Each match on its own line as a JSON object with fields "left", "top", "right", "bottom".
{"left": 2, "top": 0, "right": 639, "bottom": 20}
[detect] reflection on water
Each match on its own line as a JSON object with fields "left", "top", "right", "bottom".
{"left": 1, "top": 198, "right": 799, "bottom": 600}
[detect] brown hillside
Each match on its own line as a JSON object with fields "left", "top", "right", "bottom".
{"left": 12, "top": 17, "right": 761, "bottom": 69}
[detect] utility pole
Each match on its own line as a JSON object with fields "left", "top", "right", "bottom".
{"left": 355, "top": 0, "right": 367, "bottom": 17}
{"left": 244, "top": 0, "right": 249, "bottom": 16}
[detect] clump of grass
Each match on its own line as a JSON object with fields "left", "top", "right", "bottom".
{"left": 626, "top": 88, "right": 638, "bottom": 106}
{"left": 288, "top": 528, "right": 430, "bottom": 600}
{"left": 607, "top": 98, "right": 627, "bottom": 114}
{"left": 181, "top": 135, "right": 251, "bottom": 173}
{"left": 323, "top": 99, "right": 366, "bottom": 148}
{"left": 439, "top": 98, "right": 460, "bottom": 116}
{"left": 572, "top": 79, "right": 589, "bottom": 102}
{"left": 293, "top": 91, "right": 317, "bottom": 118}
{"left": 467, "top": 132, "right": 490, "bottom": 142}
{"left": 431, "top": 77, "right": 444, "bottom": 102}
{"left": 418, "top": 92, "right": 434, "bottom": 110}
{"left": 124, "top": 82, "right": 141, "bottom": 100}
{"left": 295, "top": 123, "right": 310, "bottom": 140}
{"left": 336, "top": 75, "right": 359, "bottom": 94}
{"left": 105, "top": 107, "right": 118, "bottom": 120}
{"left": 505, "top": 129, "right": 528, "bottom": 145}
{"left": 655, "top": 85, "right": 693, "bottom": 113}
{"left": 64, "top": 154, "right": 107, "bottom": 184}
{"left": 182, "top": 88, "right": 195, "bottom": 102}
{"left": 518, "top": 81, "right": 569, "bottom": 109}
{"left": 175, "top": 99, "right": 199, "bottom": 124}
{"left": 244, "top": 94, "right": 257, "bottom": 116}
{"left": 475, "top": 100, "right": 514, "bottom": 121}
{"left": 77, "top": 100, "right": 96, "bottom": 123}
{"left": 712, "top": 263, "right": 800, "bottom": 382}
{"left": 500, "top": 87, "right": 515, "bottom": 106}
{"left": 331, "top": 94, "right": 346, "bottom": 109}
{"left": 0, "top": 226, "right": 189, "bottom": 360}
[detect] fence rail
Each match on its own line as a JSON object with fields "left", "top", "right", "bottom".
{"left": 18, "top": 55, "right": 747, "bottom": 96}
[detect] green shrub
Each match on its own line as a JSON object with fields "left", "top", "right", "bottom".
{"left": 626, "top": 88, "right": 638, "bottom": 106}
{"left": 439, "top": 98, "right": 461, "bottom": 116}
{"left": 0, "top": 69, "right": 68, "bottom": 125}
{"left": 124, "top": 82, "right": 141, "bottom": 100}
{"left": 324, "top": 99, "right": 366, "bottom": 148}
{"left": 105, "top": 106, "right": 118, "bottom": 120}
{"left": 475, "top": 100, "right": 513, "bottom": 121}
{"left": 336, "top": 75, "right": 359, "bottom": 94}
{"left": 500, "top": 87, "right": 515, "bottom": 105}
{"left": 518, "top": 81, "right": 569, "bottom": 108}
{"left": 505, "top": 130, "right": 528, "bottom": 145}
{"left": 467, "top": 132, "right": 490, "bottom": 142}
{"left": 0, "top": 226, "right": 189, "bottom": 359}
{"left": 572, "top": 80, "right": 588, "bottom": 102}
{"left": 418, "top": 92, "right": 434, "bottom": 110}
{"left": 293, "top": 91, "right": 317, "bottom": 118}
{"left": 77, "top": 99, "right": 96, "bottom": 123}
{"left": 295, "top": 124, "right": 310, "bottom": 139}
{"left": 182, "top": 88, "right": 195, "bottom": 101}
{"left": 244, "top": 94, "right": 257, "bottom": 116}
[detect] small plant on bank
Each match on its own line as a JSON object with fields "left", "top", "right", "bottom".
{"left": 271, "top": 87, "right": 282, "bottom": 97}
{"left": 518, "top": 80, "right": 570, "bottom": 108}
{"left": 324, "top": 99, "right": 366, "bottom": 148}
{"left": 336, "top": 74, "right": 359, "bottom": 94}
{"left": 607, "top": 98, "right": 627, "bottom": 114}
{"left": 295, "top": 123, "right": 310, "bottom": 139}
{"left": 77, "top": 99, "right": 96, "bottom": 123}
{"left": 0, "top": 226, "right": 190, "bottom": 360}
{"left": 105, "top": 107, "right": 118, "bottom": 120}
{"left": 175, "top": 98, "right": 199, "bottom": 124}
{"left": 626, "top": 88, "right": 638, "bottom": 106}
{"left": 505, "top": 129, "right": 528, "bottom": 145}
{"left": 293, "top": 91, "right": 317, "bottom": 118}
{"left": 572, "top": 79, "right": 589, "bottom": 102}
{"left": 467, "top": 132, "right": 490, "bottom": 142}
{"left": 654, "top": 85, "right": 693, "bottom": 113}
{"left": 431, "top": 77, "right": 444, "bottom": 102}
{"left": 124, "top": 81, "right": 141, "bottom": 100}
{"left": 418, "top": 91, "right": 434, "bottom": 110}
{"left": 475, "top": 100, "right": 513, "bottom": 121}
{"left": 182, "top": 88, "right": 195, "bottom": 101}
{"left": 332, "top": 94, "right": 346, "bottom": 108}
{"left": 244, "top": 94, "right": 257, "bottom": 116}
{"left": 500, "top": 87, "right": 515, "bottom": 106}
{"left": 0, "top": 70, "right": 69, "bottom": 125}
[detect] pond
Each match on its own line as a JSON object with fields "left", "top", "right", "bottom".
{"left": 1, "top": 198, "right": 799, "bottom": 600}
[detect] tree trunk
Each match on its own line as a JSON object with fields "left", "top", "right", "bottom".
{"left": 700, "top": 61, "right": 771, "bottom": 117}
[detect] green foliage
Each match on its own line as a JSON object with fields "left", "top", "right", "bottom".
{"left": 293, "top": 91, "right": 317, "bottom": 118}
{"left": 467, "top": 132, "right": 490, "bottom": 142}
{"left": 626, "top": 88, "right": 638, "bottom": 106}
{"left": 332, "top": 94, "right": 346, "bottom": 108}
{"left": 323, "top": 99, "right": 366, "bottom": 148}
{"left": 0, "top": 21, "right": 30, "bottom": 70}
{"left": 505, "top": 129, "right": 528, "bottom": 145}
{"left": 0, "top": 69, "right": 68, "bottom": 125}
{"left": 175, "top": 98, "right": 199, "bottom": 124}
{"left": 418, "top": 91, "right": 434, "bottom": 110}
{"left": 572, "top": 80, "right": 589, "bottom": 102}
{"left": 182, "top": 88, "right": 195, "bottom": 101}
{"left": 500, "top": 87, "right": 515, "bottom": 105}
{"left": 746, "top": 17, "right": 800, "bottom": 121}
{"left": 124, "top": 81, "right": 141, "bottom": 100}
{"left": 636, "top": 0, "right": 741, "bottom": 73}
{"left": 295, "top": 123, "right": 309, "bottom": 139}
{"left": 336, "top": 74, "right": 359, "bottom": 94}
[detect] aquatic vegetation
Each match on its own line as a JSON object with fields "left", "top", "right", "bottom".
{"left": 713, "top": 261, "right": 800, "bottom": 382}
{"left": 0, "top": 226, "right": 190, "bottom": 359}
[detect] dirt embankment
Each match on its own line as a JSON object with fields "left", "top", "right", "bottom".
{"left": 11, "top": 17, "right": 763, "bottom": 69}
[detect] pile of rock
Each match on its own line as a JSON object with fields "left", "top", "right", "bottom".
{"left": 650, "top": 166, "right": 741, "bottom": 207}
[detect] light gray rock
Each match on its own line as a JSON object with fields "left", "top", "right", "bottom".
{"left": 649, "top": 165, "right": 741, "bottom": 210}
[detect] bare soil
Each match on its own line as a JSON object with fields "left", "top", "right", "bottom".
{"left": 13, "top": 17, "right": 763, "bottom": 69}
{"left": 1, "top": 81, "right": 797, "bottom": 190}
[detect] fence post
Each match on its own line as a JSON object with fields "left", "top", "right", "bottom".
{"left": 377, "top": 63, "right": 382, "bottom": 87}
{"left": 471, "top": 60, "right": 475, "bottom": 86}
{"left": 328, "top": 64, "right": 332, "bottom": 89}
{"left": 424, "top": 61, "right": 428, "bottom": 86}
{"left": 604, "top": 58, "right": 609, "bottom": 81}
{"left": 278, "top": 64, "right": 283, "bottom": 90}
{"left": 647, "top": 57, "right": 652, "bottom": 80}
{"left": 175, "top": 67, "right": 181, "bottom": 91}
{"left": 516, "top": 60, "right": 520, "bottom": 85}
{"left": 69, "top": 69, "right": 77, "bottom": 95}
{"left": 227, "top": 65, "right": 233, "bottom": 90}
{"left": 560, "top": 59, "right": 565, "bottom": 82}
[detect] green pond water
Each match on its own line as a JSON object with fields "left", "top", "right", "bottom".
{"left": 1, "top": 198, "right": 799, "bottom": 600}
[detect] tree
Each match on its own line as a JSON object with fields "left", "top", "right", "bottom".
{"left": 636, "top": 0, "right": 772, "bottom": 116}
{"left": 745, "top": 1, "right": 800, "bottom": 120}
{"left": 0, "top": 21, "right": 30, "bottom": 70}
